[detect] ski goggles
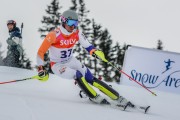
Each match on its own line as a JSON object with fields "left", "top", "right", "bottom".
{"left": 66, "top": 19, "right": 78, "bottom": 27}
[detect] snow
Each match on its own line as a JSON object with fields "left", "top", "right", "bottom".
{"left": 0, "top": 66, "right": 180, "bottom": 120}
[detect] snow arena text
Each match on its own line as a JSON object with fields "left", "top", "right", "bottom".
{"left": 130, "top": 70, "right": 180, "bottom": 88}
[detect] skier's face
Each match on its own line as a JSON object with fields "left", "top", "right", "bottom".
{"left": 64, "top": 23, "right": 75, "bottom": 33}
{"left": 7, "top": 24, "right": 14, "bottom": 31}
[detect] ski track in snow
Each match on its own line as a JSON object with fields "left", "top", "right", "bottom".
{"left": 0, "top": 66, "right": 180, "bottom": 120}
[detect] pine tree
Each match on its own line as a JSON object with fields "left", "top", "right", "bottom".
{"left": 38, "top": 0, "right": 62, "bottom": 73}
{"left": 87, "top": 19, "right": 102, "bottom": 77}
{"left": 39, "top": 0, "right": 62, "bottom": 38}
{"left": 0, "top": 42, "right": 4, "bottom": 65}
{"left": 19, "top": 49, "right": 32, "bottom": 69}
{"left": 111, "top": 43, "right": 127, "bottom": 82}
{"left": 98, "top": 29, "right": 113, "bottom": 81}
{"left": 78, "top": 0, "right": 91, "bottom": 36}
{"left": 157, "top": 39, "right": 163, "bottom": 50}
{"left": 70, "top": 0, "right": 78, "bottom": 11}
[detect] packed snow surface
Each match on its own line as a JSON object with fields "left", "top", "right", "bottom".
{"left": 0, "top": 66, "right": 179, "bottom": 120}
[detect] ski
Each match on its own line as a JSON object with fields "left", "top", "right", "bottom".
{"left": 79, "top": 90, "right": 150, "bottom": 114}
{"left": 125, "top": 102, "right": 151, "bottom": 114}
{"left": 100, "top": 99, "right": 150, "bottom": 114}
{"left": 136, "top": 105, "right": 151, "bottom": 114}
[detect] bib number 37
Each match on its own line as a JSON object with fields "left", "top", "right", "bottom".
{"left": 60, "top": 49, "right": 72, "bottom": 58}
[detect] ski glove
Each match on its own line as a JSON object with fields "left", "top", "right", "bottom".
{"left": 37, "top": 66, "right": 49, "bottom": 81}
{"left": 92, "top": 50, "right": 108, "bottom": 62}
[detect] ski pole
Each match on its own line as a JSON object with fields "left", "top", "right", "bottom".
{"left": 20, "top": 22, "right": 23, "bottom": 36}
{"left": 0, "top": 75, "right": 42, "bottom": 85}
{"left": 107, "top": 61, "right": 157, "bottom": 96}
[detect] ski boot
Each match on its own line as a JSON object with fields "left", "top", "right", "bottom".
{"left": 114, "top": 96, "right": 130, "bottom": 110}
{"left": 89, "top": 94, "right": 108, "bottom": 104}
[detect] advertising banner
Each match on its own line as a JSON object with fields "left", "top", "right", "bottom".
{"left": 121, "top": 46, "right": 180, "bottom": 94}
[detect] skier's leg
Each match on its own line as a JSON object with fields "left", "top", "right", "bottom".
{"left": 76, "top": 65, "right": 125, "bottom": 104}
{"left": 92, "top": 78, "right": 130, "bottom": 106}
{"left": 51, "top": 63, "right": 77, "bottom": 79}
{"left": 92, "top": 77, "right": 119, "bottom": 100}
{"left": 75, "top": 70, "right": 97, "bottom": 98}
{"left": 74, "top": 57, "right": 131, "bottom": 106}
{"left": 51, "top": 59, "right": 104, "bottom": 103}
{"left": 69, "top": 58, "right": 130, "bottom": 106}
{"left": 75, "top": 70, "right": 105, "bottom": 103}
{"left": 51, "top": 61, "right": 95, "bottom": 96}
{"left": 68, "top": 58, "right": 120, "bottom": 100}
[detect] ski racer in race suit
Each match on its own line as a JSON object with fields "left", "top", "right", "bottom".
{"left": 36, "top": 10, "right": 129, "bottom": 105}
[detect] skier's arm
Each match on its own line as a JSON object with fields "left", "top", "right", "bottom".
{"left": 36, "top": 31, "right": 56, "bottom": 66}
{"left": 7, "top": 38, "right": 17, "bottom": 46}
{"left": 78, "top": 32, "right": 93, "bottom": 50}
{"left": 78, "top": 32, "right": 97, "bottom": 53}
{"left": 36, "top": 31, "right": 56, "bottom": 81}
{"left": 78, "top": 32, "right": 108, "bottom": 62}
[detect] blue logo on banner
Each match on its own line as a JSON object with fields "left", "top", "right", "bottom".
{"left": 130, "top": 59, "right": 180, "bottom": 88}
{"left": 162, "top": 59, "right": 175, "bottom": 73}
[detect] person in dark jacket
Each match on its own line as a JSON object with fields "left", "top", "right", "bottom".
{"left": 3, "top": 20, "right": 23, "bottom": 67}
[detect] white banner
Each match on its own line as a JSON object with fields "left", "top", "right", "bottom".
{"left": 121, "top": 46, "right": 180, "bottom": 94}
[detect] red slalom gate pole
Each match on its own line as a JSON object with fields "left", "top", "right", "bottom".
{"left": 108, "top": 62, "right": 157, "bottom": 96}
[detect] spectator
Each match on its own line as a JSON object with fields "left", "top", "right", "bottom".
{"left": 3, "top": 20, "right": 23, "bottom": 67}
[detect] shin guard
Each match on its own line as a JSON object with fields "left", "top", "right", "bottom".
{"left": 75, "top": 75, "right": 97, "bottom": 98}
{"left": 92, "top": 78, "right": 119, "bottom": 100}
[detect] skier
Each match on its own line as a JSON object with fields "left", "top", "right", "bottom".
{"left": 36, "top": 10, "right": 129, "bottom": 107}
{"left": 3, "top": 20, "right": 23, "bottom": 67}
